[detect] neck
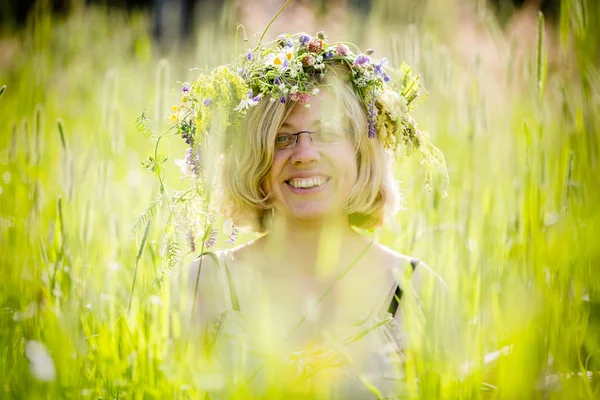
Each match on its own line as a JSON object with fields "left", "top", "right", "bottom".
{"left": 263, "top": 213, "right": 366, "bottom": 276}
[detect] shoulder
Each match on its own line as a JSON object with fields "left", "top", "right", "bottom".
{"left": 369, "top": 242, "right": 448, "bottom": 295}
{"left": 368, "top": 241, "right": 414, "bottom": 278}
{"left": 188, "top": 250, "right": 221, "bottom": 282}
{"left": 228, "top": 236, "right": 265, "bottom": 260}
{"left": 189, "top": 236, "right": 264, "bottom": 278}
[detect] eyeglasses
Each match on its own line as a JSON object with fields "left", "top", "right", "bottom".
{"left": 274, "top": 129, "right": 349, "bottom": 150}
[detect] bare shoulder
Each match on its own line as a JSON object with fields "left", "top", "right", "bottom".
{"left": 187, "top": 240, "right": 264, "bottom": 317}
{"left": 368, "top": 242, "right": 415, "bottom": 279}
{"left": 222, "top": 235, "right": 266, "bottom": 267}
{"left": 188, "top": 250, "right": 220, "bottom": 282}
{"left": 188, "top": 236, "right": 266, "bottom": 281}
{"left": 370, "top": 242, "right": 411, "bottom": 268}
{"left": 369, "top": 242, "right": 448, "bottom": 295}
{"left": 187, "top": 251, "right": 223, "bottom": 301}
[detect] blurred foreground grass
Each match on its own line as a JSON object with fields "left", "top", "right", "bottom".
{"left": 1, "top": 0, "right": 599, "bottom": 398}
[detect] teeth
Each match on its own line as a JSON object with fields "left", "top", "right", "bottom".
{"left": 289, "top": 177, "right": 327, "bottom": 189}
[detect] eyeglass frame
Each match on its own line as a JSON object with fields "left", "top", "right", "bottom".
{"left": 274, "top": 128, "right": 350, "bottom": 151}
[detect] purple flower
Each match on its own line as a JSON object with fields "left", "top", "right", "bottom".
{"left": 299, "top": 34, "right": 311, "bottom": 45}
{"left": 186, "top": 230, "right": 196, "bottom": 253}
{"left": 248, "top": 89, "right": 261, "bottom": 103}
{"left": 384, "top": 75, "right": 391, "bottom": 82}
{"left": 368, "top": 122, "right": 377, "bottom": 138}
{"left": 277, "top": 35, "right": 294, "bottom": 48}
{"left": 373, "top": 57, "right": 388, "bottom": 76}
{"left": 246, "top": 51, "right": 252, "bottom": 60}
{"left": 367, "top": 90, "right": 377, "bottom": 138}
{"left": 280, "top": 96, "right": 286, "bottom": 104}
{"left": 282, "top": 60, "right": 289, "bottom": 69}
{"left": 354, "top": 54, "right": 370, "bottom": 67}
{"left": 182, "top": 123, "right": 194, "bottom": 145}
{"left": 274, "top": 77, "right": 280, "bottom": 85}
{"left": 226, "top": 226, "right": 238, "bottom": 245}
{"left": 205, "top": 228, "right": 218, "bottom": 248}
{"left": 185, "top": 147, "right": 201, "bottom": 176}
{"left": 324, "top": 51, "right": 333, "bottom": 59}
{"left": 182, "top": 82, "right": 190, "bottom": 92}
{"left": 203, "top": 97, "right": 212, "bottom": 106}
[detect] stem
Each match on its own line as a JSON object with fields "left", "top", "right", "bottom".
{"left": 234, "top": 23, "right": 248, "bottom": 59}
{"left": 190, "top": 240, "right": 206, "bottom": 321}
{"left": 128, "top": 219, "right": 151, "bottom": 312}
{"left": 258, "top": 0, "right": 292, "bottom": 47}
{"left": 536, "top": 11, "right": 547, "bottom": 99}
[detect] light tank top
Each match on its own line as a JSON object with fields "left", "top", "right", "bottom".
{"left": 198, "top": 244, "right": 420, "bottom": 399}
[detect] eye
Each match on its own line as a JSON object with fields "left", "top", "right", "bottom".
{"left": 275, "top": 133, "right": 294, "bottom": 148}
{"left": 318, "top": 129, "right": 346, "bottom": 142}
{"left": 276, "top": 133, "right": 292, "bottom": 142}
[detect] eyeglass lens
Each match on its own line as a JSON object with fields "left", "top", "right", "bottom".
{"left": 275, "top": 130, "right": 347, "bottom": 150}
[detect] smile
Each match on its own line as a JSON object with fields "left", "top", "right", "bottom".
{"left": 284, "top": 176, "right": 330, "bottom": 192}
{"left": 287, "top": 176, "right": 328, "bottom": 188}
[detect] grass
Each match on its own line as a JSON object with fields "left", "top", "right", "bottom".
{"left": 0, "top": 0, "right": 599, "bottom": 398}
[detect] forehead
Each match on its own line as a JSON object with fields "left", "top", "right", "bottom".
{"left": 280, "top": 90, "right": 345, "bottom": 130}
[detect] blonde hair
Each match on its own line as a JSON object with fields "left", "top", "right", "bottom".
{"left": 221, "top": 65, "right": 400, "bottom": 232}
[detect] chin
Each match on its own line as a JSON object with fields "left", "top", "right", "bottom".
{"left": 285, "top": 203, "right": 340, "bottom": 221}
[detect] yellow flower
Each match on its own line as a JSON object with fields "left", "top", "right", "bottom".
{"left": 172, "top": 105, "right": 179, "bottom": 112}
{"left": 285, "top": 49, "right": 294, "bottom": 62}
{"left": 266, "top": 53, "right": 286, "bottom": 70}
{"left": 170, "top": 113, "right": 178, "bottom": 123}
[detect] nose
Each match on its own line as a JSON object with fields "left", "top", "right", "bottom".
{"left": 290, "top": 132, "right": 320, "bottom": 165}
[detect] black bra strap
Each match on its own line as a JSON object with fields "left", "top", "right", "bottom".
{"left": 387, "top": 258, "right": 420, "bottom": 316}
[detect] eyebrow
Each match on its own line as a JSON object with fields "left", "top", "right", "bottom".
{"left": 279, "top": 120, "right": 323, "bottom": 130}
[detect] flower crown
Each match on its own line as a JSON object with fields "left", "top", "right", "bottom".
{"left": 170, "top": 31, "right": 447, "bottom": 179}
{"left": 235, "top": 31, "right": 410, "bottom": 147}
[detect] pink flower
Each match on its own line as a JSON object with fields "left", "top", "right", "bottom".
{"left": 290, "top": 92, "right": 311, "bottom": 104}
{"left": 302, "top": 54, "right": 316, "bottom": 67}
{"left": 307, "top": 38, "right": 323, "bottom": 53}
{"left": 335, "top": 43, "right": 350, "bottom": 56}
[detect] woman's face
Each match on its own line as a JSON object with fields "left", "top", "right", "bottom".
{"left": 263, "top": 92, "right": 358, "bottom": 222}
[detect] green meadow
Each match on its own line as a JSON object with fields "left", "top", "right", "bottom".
{"left": 1, "top": 0, "right": 599, "bottom": 398}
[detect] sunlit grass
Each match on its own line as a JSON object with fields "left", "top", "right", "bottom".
{"left": 1, "top": 0, "right": 599, "bottom": 398}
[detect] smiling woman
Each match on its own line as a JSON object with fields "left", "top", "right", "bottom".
{"left": 173, "top": 33, "right": 454, "bottom": 398}
{"left": 171, "top": 31, "right": 450, "bottom": 397}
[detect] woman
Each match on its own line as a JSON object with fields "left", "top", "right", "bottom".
{"left": 179, "top": 32, "right": 448, "bottom": 398}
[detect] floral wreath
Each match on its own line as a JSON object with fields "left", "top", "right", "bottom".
{"left": 135, "top": 30, "right": 448, "bottom": 263}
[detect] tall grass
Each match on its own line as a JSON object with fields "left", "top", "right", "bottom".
{"left": 1, "top": 0, "right": 599, "bottom": 398}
